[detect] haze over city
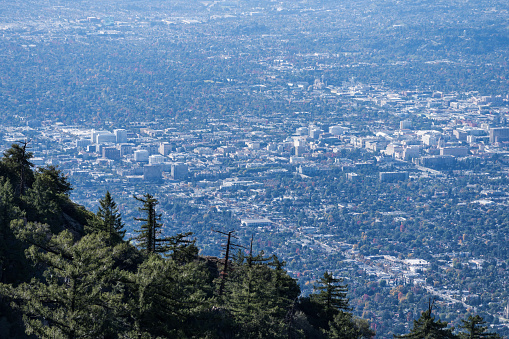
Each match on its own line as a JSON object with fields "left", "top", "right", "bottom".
{"left": 1, "top": 0, "right": 509, "bottom": 337}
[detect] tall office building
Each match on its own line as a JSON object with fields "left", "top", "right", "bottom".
{"left": 149, "top": 154, "right": 165, "bottom": 165}
{"left": 102, "top": 147, "right": 121, "bottom": 160}
{"left": 489, "top": 127, "right": 509, "bottom": 143}
{"left": 118, "top": 144, "right": 133, "bottom": 156}
{"left": 159, "top": 142, "right": 173, "bottom": 156}
{"left": 171, "top": 162, "right": 188, "bottom": 180}
{"left": 96, "top": 133, "right": 116, "bottom": 144}
{"left": 309, "top": 127, "right": 323, "bottom": 139}
{"left": 400, "top": 120, "right": 412, "bottom": 130}
{"left": 114, "top": 129, "right": 128, "bottom": 143}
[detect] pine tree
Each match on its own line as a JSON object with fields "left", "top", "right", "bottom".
{"left": 223, "top": 253, "right": 300, "bottom": 338}
{"left": 458, "top": 315, "right": 501, "bottom": 339}
{"left": 327, "top": 311, "right": 361, "bottom": 339}
{"left": 0, "top": 223, "right": 124, "bottom": 339}
{"left": 166, "top": 231, "right": 199, "bottom": 263}
{"left": 296, "top": 271, "right": 354, "bottom": 336}
{"left": 0, "top": 177, "right": 18, "bottom": 228}
{"left": 133, "top": 193, "right": 163, "bottom": 254}
{"left": 313, "top": 271, "right": 350, "bottom": 320}
{"left": 90, "top": 191, "right": 125, "bottom": 241}
{"left": 124, "top": 254, "right": 213, "bottom": 338}
{"left": 22, "top": 166, "right": 73, "bottom": 226}
{"left": 394, "top": 299, "right": 456, "bottom": 339}
{"left": 271, "top": 255, "right": 301, "bottom": 317}
{"left": 0, "top": 178, "right": 26, "bottom": 284}
{"left": 0, "top": 142, "right": 34, "bottom": 197}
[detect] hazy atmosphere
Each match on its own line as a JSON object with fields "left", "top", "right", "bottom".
{"left": 1, "top": 0, "right": 509, "bottom": 337}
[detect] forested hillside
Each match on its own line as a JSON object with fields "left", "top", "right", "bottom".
{"left": 0, "top": 143, "right": 501, "bottom": 338}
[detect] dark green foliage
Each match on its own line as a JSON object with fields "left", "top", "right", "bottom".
{"left": 132, "top": 193, "right": 165, "bottom": 254}
{"left": 309, "top": 271, "right": 350, "bottom": 330}
{"left": 87, "top": 191, "right": 125, "bottom": 242}
{"left": 325, "top": 312, "right": 376, "bottom": 339}
{"left": 0, "top": 179, "right": 31, "bottom": 337}
{"left": 165, "top": 231, "right": 199, "bottom": 263}
{"left": 354, "top": 317, "right": 377, "bottom": 339}
{"left": 0, "top": 177, "right": 24, "bottom": 283}
{"left": 0, "top": 156, "right": 34, "bottom": 336}
{"left": 0, "top": 177, "right": 19, "bottom": 230}
{"left": 0, "top": 226, "right": 124, "bottom": 339}
{"left": 458, "top": 315, "right": 501, "bottom": 339}
{"left": 123, "top": 254, "right": 214, "bottom": 338}
{"left": 296, "top": 297, "right": 330, "bottom": 338}
{"left": 222, "top": 252, "right": 301, "bottom": 338}
{"left": 327, "top": 311, "right": 362, "bottom": 339}
{"left": 295, "top": 271, "right": 363, "bottom": 338}
{"left": 33, "top": 166, "right": 72, "bottom": 197}
{"left": 22, "top": 166, "right": 72, "bottom": 225}
{"left": 313, "top": 272, "right": 350, "bottom": 316}
{"left": 0, "top": 142, "right": 34, "bottom": 197}
{"left": 394, "top": 300, "right": 456, "bottom": 339}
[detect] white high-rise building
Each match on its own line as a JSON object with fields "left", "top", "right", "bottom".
{"left": 91, "top": 130, "right": 112, "bottom": 143}
{"left": 309, "top": 127, "right": 323, "bottom": 139}
{"left": 159, "top": 142, "right": 173, "bottom": 156}
{"left": 114, "top": 129, "right": 128, "bottom": 143}
{"left": 294, "top": 137, "right": 306, "bottom": 147}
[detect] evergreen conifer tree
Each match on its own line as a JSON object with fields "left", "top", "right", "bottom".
{"left": 327, "top": 311, "right": 362, "bottom": 339}
{"left": 313, "top": 271, "right": 350, "bottom": 319}
{"left": 0, "top": 223, "right": 124, "bottom": 338}
{"left": 223, "top": 252, "right": 300, "bottom": 338}
{"left": 394, "top": 299, "right": 456, "bottom": 339}
{"left": 22, "top": 166, "right": 72, "bottom": 225}
{"left": 133, "top": 193, "right": 163, "bottom": 254}
{"left": 0, "top": 142, "right": 34, "bottom": 197}
{"left": 89, "top": 191, "right": 125, "bottom": 242}
{"left": 124, "top": 254, "right": 213, "bottom": 338}
{"left": 0, "top": 177, "right": 28, "bottom": 282}
{"left": 298, "top": 271, "right": 357, "bottom": 336}
{"left": 458, "top": 315, "right": 501, "bottom": 339}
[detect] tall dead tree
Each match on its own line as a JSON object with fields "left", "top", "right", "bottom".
{"left": 212, "top": 229, "right": 245, "bottom": 296}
